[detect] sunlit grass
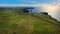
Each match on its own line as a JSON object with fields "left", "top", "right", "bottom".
{"left": 0, "top": 9, "right": 60, "bottom": 34}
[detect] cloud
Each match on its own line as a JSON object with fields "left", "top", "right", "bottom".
{"left": 0, "top": 3, "right": 41, "bottom": 7}
{"left": 39, "top": 2, "right": 60, "bottom": 21}
{"left": 41, "top": 4, "right": 59, "bottom": 12}
{"left": 0, "top": 4, "right": 30, "bottom": 7}
{"left": 22, "top": 0, "right": 40, "bottom": 4}
{"left": 57, "top": 0, "right": 60, "bottom": 3}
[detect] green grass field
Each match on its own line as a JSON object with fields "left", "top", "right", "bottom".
{"left": 0, "top": 9, "right": 60, "bottom": 34}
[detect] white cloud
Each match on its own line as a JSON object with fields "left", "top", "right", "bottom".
{"left": 0, "top": 3, "right": 31, "bottom": 6}
{"left": 57, "top": 0, "right": 60, "bottom": 3}
{"left": 21, "top": 0, "right": 39, "bottom": 4}
{"left": 39, "top": 3, "right": 60, "bottom": 21}
{"left": 0, "top": 3, "right": 41, "bottom": 7}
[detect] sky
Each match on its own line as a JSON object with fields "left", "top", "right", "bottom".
{"left": 0, "top": 0, "right": 56, "bottom": 4}
{"left": 0, "top": 0, "right": 57, "bottom": 4}
{"left": 0, "top": 0, "right": 59, "bottom": 5}
{"left": 0, "top": 0, "right": 59, "bottom": 7}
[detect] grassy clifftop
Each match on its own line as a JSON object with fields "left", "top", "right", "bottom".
{"left": 0, "top": 10, "right": 60, "bottom": 34}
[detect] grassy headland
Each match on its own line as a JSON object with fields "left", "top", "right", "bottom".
{"left": 0, "top": 9, "right": 60, "bottom": 34}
